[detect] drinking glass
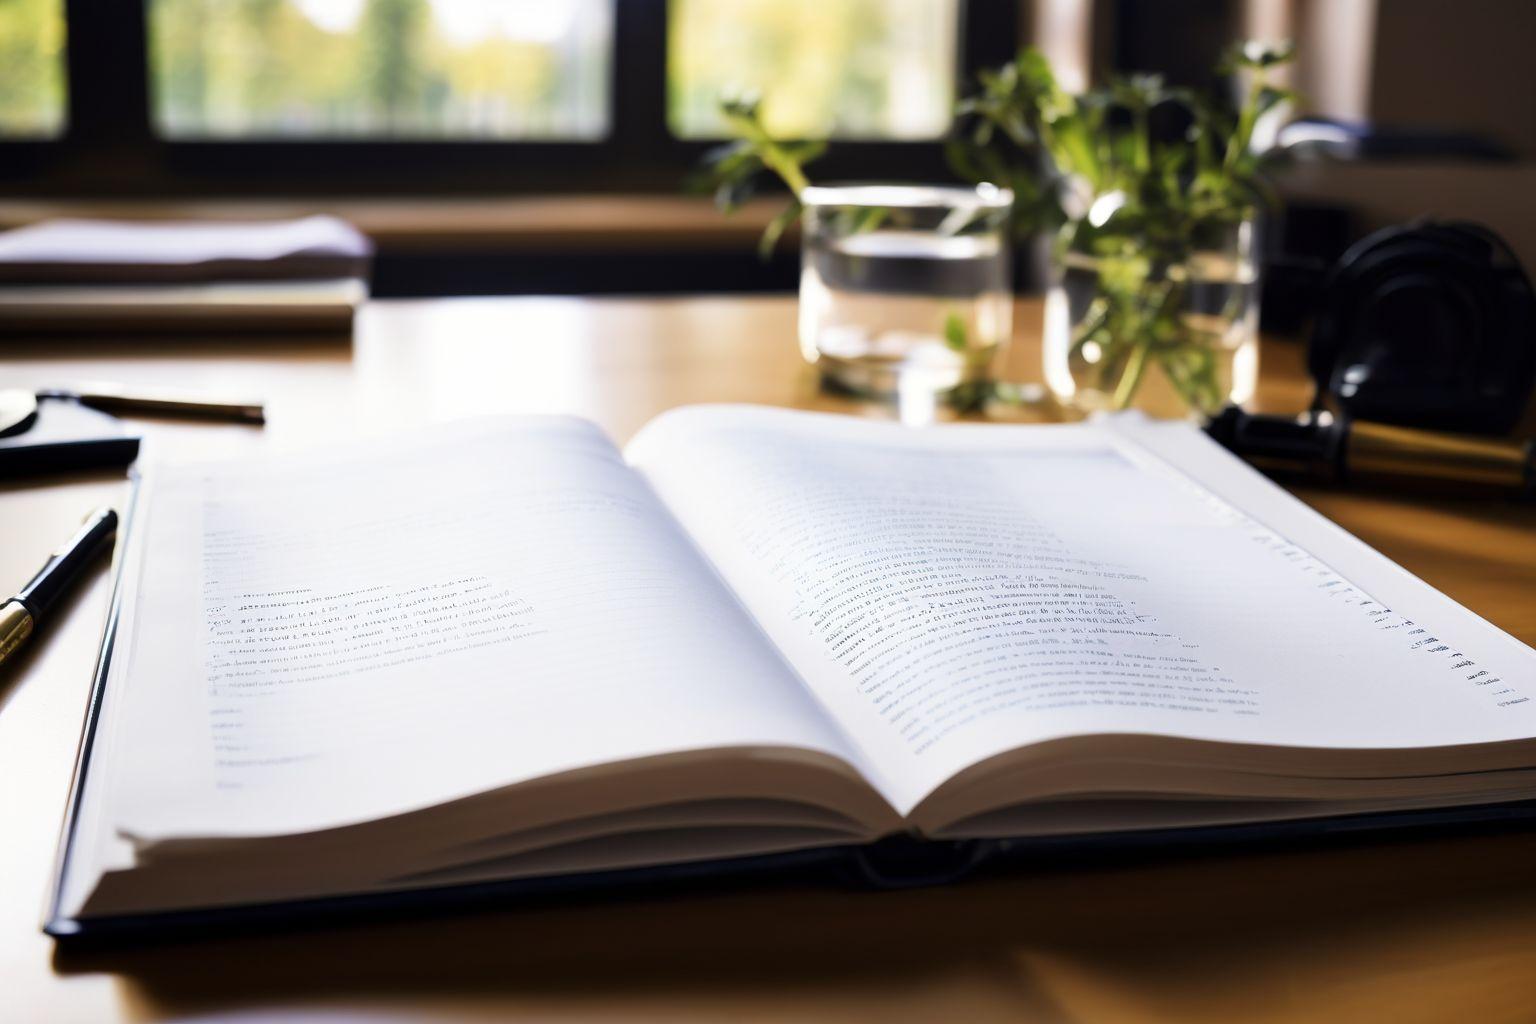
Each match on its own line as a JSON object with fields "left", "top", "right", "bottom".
{"left": 798, "top": 183, "right": 1013, "bottom": 403}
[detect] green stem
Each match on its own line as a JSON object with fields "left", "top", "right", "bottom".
{"left": 762, "top": 146, "right": 811, "bottom": 195}
{"left": 723, "top": 111, "right": 811, "bottom": 194}
{"left": 1222, "top": 67, "right": 1266, "bottom": 173}
{"left": 1133, "top": 105, "right": 1151, "bottom": 175}
{"left": 1069, "top": 297, "right": 1110, "bottom": 354}
{"left": 1158, "top": 348, "right": 1205, "bottom": 414}
{"left": 1112, "top": 337, "right": 1152, "bottom": 409}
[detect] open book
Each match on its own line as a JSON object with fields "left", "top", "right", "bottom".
{"left": 52, "top": 406, "right": 1536, "bottom": 928}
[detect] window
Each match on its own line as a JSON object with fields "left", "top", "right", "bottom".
{"left": 148, "top": 0, "right": 613, "bottom": 139}
{"left": 668, "top": 0, "right": 961, "bottom": 139}
{"left": 0, "top": 0, "right": 67, "bottom": 137}
{"left": 0, "top": 1, "right": 1017, "bottom": 195}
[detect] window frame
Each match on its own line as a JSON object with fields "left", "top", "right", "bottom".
{"left": 2, "top": 0, "right": 1021, "bottom": 197}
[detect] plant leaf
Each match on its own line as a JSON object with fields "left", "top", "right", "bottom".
{"left": 943, "top": 311, "right": 969, "bottom": 352}
{"left": 757, "top": 199, "right": 803, "bottom": 261}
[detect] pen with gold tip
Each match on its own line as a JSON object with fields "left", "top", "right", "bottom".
{"left": 0, "top": 508, "right": 118, "bottom": 668}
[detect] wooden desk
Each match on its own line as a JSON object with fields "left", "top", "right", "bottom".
{"left": 2, "top": 296, "right": 1534, "bottom": 1024}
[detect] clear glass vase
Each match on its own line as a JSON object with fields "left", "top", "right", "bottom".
{"left": 1042, "top": 214, "right": 1260, "bottom": 418}
{"left": 798, "top": 183, "right": 1014, "bottom": 405}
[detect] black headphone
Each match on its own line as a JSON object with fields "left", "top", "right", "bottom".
{"left": 1308, "top": 220, "right": 1536, "bottom": 435}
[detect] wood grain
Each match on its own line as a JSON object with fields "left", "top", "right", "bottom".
{"left": 1, "top": 296, "right": 1532, "bottom": 1024}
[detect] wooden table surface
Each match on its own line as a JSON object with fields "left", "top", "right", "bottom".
{"left": 2, "top": 295, "right": 1534, "bottom": 1024}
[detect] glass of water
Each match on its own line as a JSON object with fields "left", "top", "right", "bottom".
{"left": 1042, "top": 212, "right": 1261, "bottom": 418}
{"left": 798, "top": 183, "right": 1014, "bottom": 403}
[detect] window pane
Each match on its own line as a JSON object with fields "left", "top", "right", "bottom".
{"left": 668, "top": 0, "right": 960, "bottom": 140}
{"left": 0, "top": 0, "right": 67, "bottom": 137}
{"left": 149, "top": 0, "right": 612, "bottom": 139}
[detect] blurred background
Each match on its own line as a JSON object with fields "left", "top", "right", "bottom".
{"left": 1, "top": 0, "right": 1532, "bottom": 302}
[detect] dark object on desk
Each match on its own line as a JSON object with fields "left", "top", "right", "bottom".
{"left": 0, "top": 393, "right": 140, "bottom": 478}
{"left": 1211, "top": 220, "right": 1536, "bottom": 496}
{"left": 1310, "top": 221, "right": 1536, "bottom": 435}
{"left": 0, "top": 384, "right": 262, "bottom": 478}
{"left": 1257, "top": 202, "right": 1356, "bottom": 337}
{"left": 1207, "top": 408, "right": 1535, "bottom": 498}
{"left": 37, "top": 384, "right": 265, "bottom": 424}
{"left": 0, "top": 388, "right": 38, "bottom": 436}
{"left": 0, "top": 216, "right": 371, "bottom": 334}
{"left": 0, "top": 507, "right": 118, "bottom": 671}
{"left": 1258, "top": 117, "right": 1517, "bottom": 336}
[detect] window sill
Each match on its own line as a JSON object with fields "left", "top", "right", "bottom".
{"left": 0, "top": 194, "right": 787, "bottom": 253}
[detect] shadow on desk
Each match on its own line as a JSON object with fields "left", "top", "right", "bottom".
{"left": 51, "top": 826, "right": 1536, "bottom": 1023}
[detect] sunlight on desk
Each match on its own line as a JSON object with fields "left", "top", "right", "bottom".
{"left": 1, "top": 295, "right": 1534, "bottom": 1024}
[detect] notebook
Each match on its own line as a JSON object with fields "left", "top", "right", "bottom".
{"left": 47, "top": 406, "right": 1536, "bottom": 937}
{"left": 0, "top": 216, "right": 372, "bottom": 284}
{"left": 0, "top": 216, "right": 370, "bottom": 334}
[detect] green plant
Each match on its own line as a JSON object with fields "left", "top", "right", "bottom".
{"left": 949, "top": 41, "right": 1295, "bottom": 414}
{"left": 689, "top": 93, "right": 827, "bottom": 260}
{"left": 689, "top": 93, "right": 1005, "bottom": 413}
{"left": 692, "top": 93, "right": 1000, "bottom": 260}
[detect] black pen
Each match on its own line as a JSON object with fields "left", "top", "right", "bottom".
{"left": 38, "top": 384, "right": 266, "bottom": 424}
{"left": 0, "top": 507, "right": 118, "bottom": 668}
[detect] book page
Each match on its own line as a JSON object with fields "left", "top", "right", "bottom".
{"left": 626, "top": 407, "right": 1536, "bottom": 815}
{"left": 111, "top": 418, "right": 868, "bottom": 842}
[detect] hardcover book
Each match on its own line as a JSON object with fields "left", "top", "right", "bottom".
{"left": 48, "top": 407, "right": 1536, "bottom": 936}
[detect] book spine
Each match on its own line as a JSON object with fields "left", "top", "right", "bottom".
{"left": 846, "top": 836, "right": 997, "bottom": 889}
